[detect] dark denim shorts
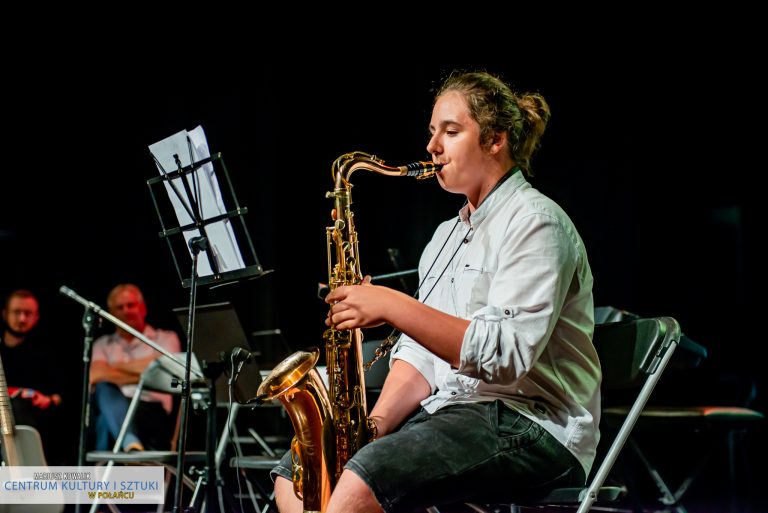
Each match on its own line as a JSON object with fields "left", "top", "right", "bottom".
{"left": 271, "top": 400, "right": 585, "bottom": 512}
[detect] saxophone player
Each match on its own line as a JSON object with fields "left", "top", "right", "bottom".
{"left": 274, "top": 70, "right": 601, "bottom": 513}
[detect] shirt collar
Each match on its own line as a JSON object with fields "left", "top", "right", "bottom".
{"left": 458, "top": 167, "right": 526, "bottom": 226}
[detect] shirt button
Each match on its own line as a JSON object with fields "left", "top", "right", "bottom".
{"left": 451, "top": 278, "right": 454, "bottom": 283}
{"left": 504, "top": 309, "right": 510, "bottom": 315}
{"left": 451, "top": 391, "right": 457, "bottom": 395}
{"left": 463, "top": 238, "right": 469, "bottom": 244}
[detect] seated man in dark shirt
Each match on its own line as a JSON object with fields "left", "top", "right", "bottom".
{"left": 1, "top": 288, "right": 64, "bottom": 464}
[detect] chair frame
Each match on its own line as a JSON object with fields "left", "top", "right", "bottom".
{"left": 576, "top": 316, "right": 680, "bottom": 512}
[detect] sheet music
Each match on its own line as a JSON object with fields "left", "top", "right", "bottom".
{"left": 149, "top": 126, "right": 245, "bottom": 276}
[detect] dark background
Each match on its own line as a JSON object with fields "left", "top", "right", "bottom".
{"left": 1, "top": 37, "right": 764, "bottom": 510}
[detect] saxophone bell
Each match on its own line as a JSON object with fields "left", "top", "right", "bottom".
{"left": 254, "top": 347, "right": 334, "bottom": 512}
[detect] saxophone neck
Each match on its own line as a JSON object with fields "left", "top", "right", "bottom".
{"left": 332, "top": 151, "right": 442, "bottom": 188}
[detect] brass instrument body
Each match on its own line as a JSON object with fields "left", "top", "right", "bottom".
{"left": 257, "top": 348, "right": 333, "bottom": 512}
{"left": 322, "top": 152, "right": 374, "bottom": 480}
{"left": 256, "top": 152, "right": 440, "bottom": 512}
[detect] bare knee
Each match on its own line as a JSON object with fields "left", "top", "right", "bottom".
{"left": 274, "top": 475, "right": 302, "bottom": 513}
{"left": 327, "top": 469, "right": 383, "bottom": 513}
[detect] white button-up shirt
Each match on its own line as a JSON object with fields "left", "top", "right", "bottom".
{"left": 392, "top": 171, "right": 601, "bottom": 476}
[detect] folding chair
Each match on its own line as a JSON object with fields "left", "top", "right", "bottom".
{"left": 429, "top": 316, "right": 682, "bottom": 513}
{"left": 594, "top": 306, "right": 765, "bottom": 512}
{"left": 603, "top": 356, "right": 764, "bottom": 512}
{"left": 85, "top": 353, "right": 209, "bottom": 513}
{"left": 228, "top": 452, "right": 281, "bottom": 513}
{"left": 225, "top": 398, "right": 293, "bottom": 513}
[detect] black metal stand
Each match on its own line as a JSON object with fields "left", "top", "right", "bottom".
{"left": 184, "top": 376, "right": 226, "bottom": 513}
{"left": 149, "top": 133, "right": 271, "bottom": 512}
{"left": 74, "top": 307, "right": 97, "bottom": 513}
{"left": 173, "top": 236, "right": 211, "bottom": 513}
{"left": 147, "top": 148, "right": 271, "bottom": 289}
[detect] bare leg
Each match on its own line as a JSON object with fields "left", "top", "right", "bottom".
{"left": 327, "top": 469, "right": 383, "bottom": 513}
{"left": 275, "top": 475, "right": 303, "bottom": 513}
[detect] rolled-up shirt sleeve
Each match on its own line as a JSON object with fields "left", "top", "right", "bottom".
{"left": 457, "top": 212, "right": 578, "bottom": 384}
{"left": 390, "top": 333, "right": 438, "bottom": 394}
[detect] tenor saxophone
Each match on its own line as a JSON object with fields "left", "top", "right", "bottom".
{"left": 256, "top": 151, "right": 440, "bottom": 512}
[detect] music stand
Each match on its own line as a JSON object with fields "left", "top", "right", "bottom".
{"left": 147, "top": 126, "right": 271, "bottom": 289}
{"left": 173, "top": 302, "right": 263, "bottom": 405}
{"left": 147, "top": 126, "right": 271, "bottom": 513}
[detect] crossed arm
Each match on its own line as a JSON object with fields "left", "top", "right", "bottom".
{"left": 89, "top": 355, "right": 159, "bottom": 385}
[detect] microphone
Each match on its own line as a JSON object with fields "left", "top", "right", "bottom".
{"left": 59, "top": 285, "right": 76, "bottom": 298}
{"left": 230, "top": 346, "right": 254, "bottom": 364}
{"left": 59, "top": 285, "right": 104, "bottom": 314}
{"left": 226, "top": 346, "right": 254, "bottom": 387}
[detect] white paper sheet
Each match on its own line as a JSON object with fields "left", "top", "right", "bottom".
{"left": 149, "top": 126, "right": 245, "bottom": 277}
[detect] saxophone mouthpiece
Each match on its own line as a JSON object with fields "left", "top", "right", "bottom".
{"left": 401, "top": 161, "right": 443, "bottom": 179}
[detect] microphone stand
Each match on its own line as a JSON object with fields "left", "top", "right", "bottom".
{"left": 60, "top": 287, "right": 200, "bottom": 372}
{"left": 59, "top": 285, "right": 206, "bottom": 513}
{"left": 74, "top": 306, "right": 97, "bottom": 513}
